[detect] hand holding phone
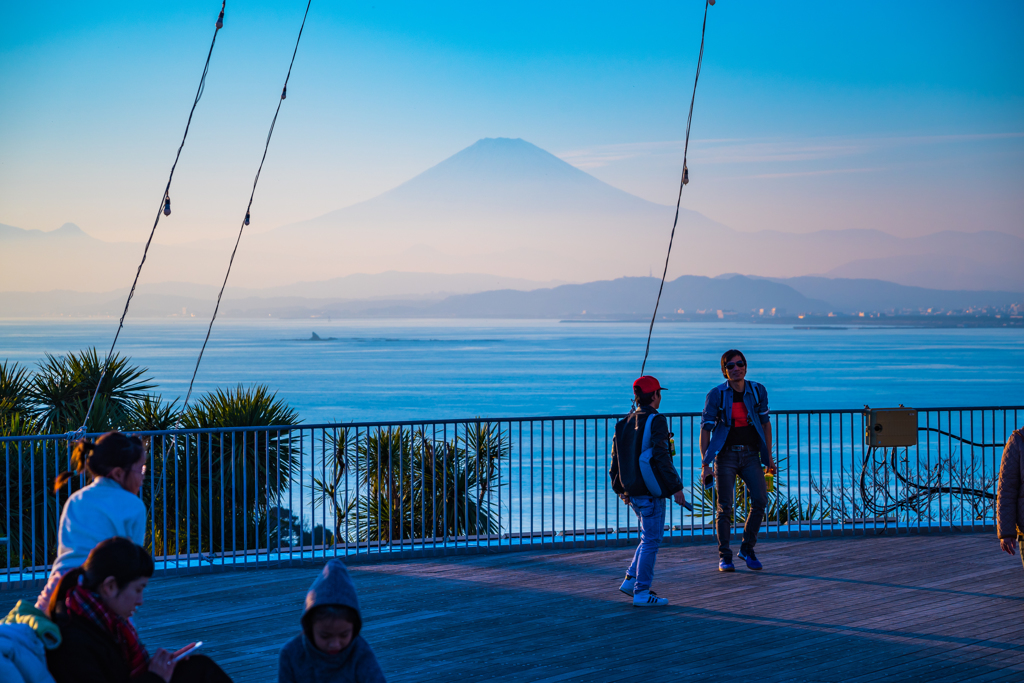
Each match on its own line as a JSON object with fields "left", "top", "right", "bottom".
{"left": 701, "top": 464, "right": 714, "bottom": 490}
{"left": 673, "top": 490, "right": 693, "bottom": 512}
{"left": 171, "top": 642, "right": 202, "bottom": 663}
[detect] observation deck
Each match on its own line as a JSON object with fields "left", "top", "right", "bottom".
{"left": 5, "top": 533, "right": 1020, "bottom": 681}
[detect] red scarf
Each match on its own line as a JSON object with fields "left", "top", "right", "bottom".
{"left": 66, "top": 585, "right": 149, "bottom": 678}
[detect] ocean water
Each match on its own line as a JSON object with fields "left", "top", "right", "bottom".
{"left": 1, "top": 319, "right": 1020, "bottom": 423}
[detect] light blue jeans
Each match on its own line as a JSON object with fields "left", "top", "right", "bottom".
{"left": 627, "top": 495, "right": 666, "bottom": 593}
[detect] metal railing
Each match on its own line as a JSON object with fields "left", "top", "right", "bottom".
{"left": 2, "top": 406, "right": 1019, "bottom": 587}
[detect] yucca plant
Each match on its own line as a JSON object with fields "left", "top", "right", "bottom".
{"left": 413, "top": 425, "right": 506, "bottom": 539}
{"left": 343, "top": 422, "right": 508, "bottom": 543}
{"left": 145, "top": 384, "right": 300, "bottom": 559}
{"left": 128, "top": 394, "right": 181, "bottom": 432}
{"left": 312, "top": 426, "right": 357, "bottom": 546}
{"left": 0, "top": 361, "right": 32, "bottom": 422}
{"left": 349, "top": 427, "right": 416, "bottom": 544}
{"left": 0, "top": 413, "right": 61, "bottom": 570}
{"left": 27, "top": 349, "right": 155, "bottom": 434}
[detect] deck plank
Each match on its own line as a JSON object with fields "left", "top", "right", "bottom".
{"left": 3, "top": 533, "right": 1021, "bottom": 681}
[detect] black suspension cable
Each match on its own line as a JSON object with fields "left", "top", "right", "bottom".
{"left": 77, "top": 2, "right": 227, "bottom": 435}
{"left": 181, "top": 0, "right": 313, "bottom": 413}
{"left": 638, "top": 0, "right": 712, "bottom": 380}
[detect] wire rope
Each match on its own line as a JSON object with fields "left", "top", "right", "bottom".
{"left": 181, "top": 0, "right": 313, "bottom": 414}
{"left": 77, "top": 2, "right": 227, "bottom": 435}
{"left": 638, "top": 0, "right": 712, "bottom": 381}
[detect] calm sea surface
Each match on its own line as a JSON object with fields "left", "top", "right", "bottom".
{"left": 1, "top": 319, "right": 1020, "bottom": 424}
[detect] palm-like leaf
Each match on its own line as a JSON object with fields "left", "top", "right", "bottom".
{"left": 153, "top": 384, "right": 301, "bottom": 556}
{"left": 313, "top": 426, "right": 357, "bottom": 544}
{"left": 0, "top": 361, "right": 32, "bottom": 419}
{"left": 27, "top": 349, "right": 155, "bottom": 433}
{"left": 0, "top": 415, "right": 60, "bottom": 570}
{"left": 342, "top": 422, "right": 508, "bottom": 543}
{"left": 128, "top": 394, "right": 181, "bottom": 432}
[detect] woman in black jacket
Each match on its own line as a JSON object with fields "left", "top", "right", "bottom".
{"left": 47, "top": 537, "right": 231, "bottom": 683}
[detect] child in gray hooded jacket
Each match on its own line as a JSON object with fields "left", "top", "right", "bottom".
{"left": 278, "top": 559, "right": 386, "bottom": 683}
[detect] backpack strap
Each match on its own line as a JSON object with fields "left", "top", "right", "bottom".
{"left": 720, "top": 383, "right": 729, "bottom": 427}
{"left": 638, "top": 414, "right": 663, "bottom": 497}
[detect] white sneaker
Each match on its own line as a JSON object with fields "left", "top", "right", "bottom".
{"left": 633, "top": 590, "right": 668, "bottom": 607}
{"left": 619, "top": 575, "right": 636, "bottom": 596}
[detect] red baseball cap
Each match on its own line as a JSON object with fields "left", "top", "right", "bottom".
{"left": 633, "top": 376, "right": 667, "bottom": 393}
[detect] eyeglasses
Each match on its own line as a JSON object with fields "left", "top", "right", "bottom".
{"left": 725, "top": 361, "right": 746, "bottom": 370}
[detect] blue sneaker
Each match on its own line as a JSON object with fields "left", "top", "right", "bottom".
{"left": 719, "top": 559, "right": 735, "bottom": 572}
{"left": 738, "top": 549, "right": 762, "bottom": 570}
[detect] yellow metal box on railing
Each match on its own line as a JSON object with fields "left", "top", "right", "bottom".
{"left": 865, "top": 408, "right": 918, "bottom": 447}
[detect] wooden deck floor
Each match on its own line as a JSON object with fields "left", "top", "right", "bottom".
{"left": 6, "top": 534, "right": 1023, "bottom": 682}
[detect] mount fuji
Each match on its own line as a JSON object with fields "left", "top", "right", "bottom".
{"left": 3, "top": 137, "right": 1021, "bottom": 292}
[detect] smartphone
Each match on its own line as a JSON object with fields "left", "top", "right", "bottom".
{"left": 681, "top": 498, "right": 694, "bottom": 512}
{"left": 171, "top": 642, "right": 202, "bottom": 663}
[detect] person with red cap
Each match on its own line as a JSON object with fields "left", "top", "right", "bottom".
{"left": 609, "top": 375, "right": 688, "bottom": 606}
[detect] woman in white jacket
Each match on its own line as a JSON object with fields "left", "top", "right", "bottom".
{"left": 35, "top": 432, "right": 147, "bottom": 614}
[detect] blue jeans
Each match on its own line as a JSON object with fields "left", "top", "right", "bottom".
{"left": 627, "top": 496, "right": 666, "bottom": 593}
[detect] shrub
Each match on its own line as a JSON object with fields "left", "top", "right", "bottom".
{"left": 27, "top": 349, "right": 155, "bottom": 434}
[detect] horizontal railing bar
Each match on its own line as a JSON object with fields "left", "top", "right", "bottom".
{"left": 3, "top": 406, "right": 1022, "bottom": 442}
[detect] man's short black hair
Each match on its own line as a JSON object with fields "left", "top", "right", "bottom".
{"left": 634, "top": 388, "right": 659, "bottom": 406}
{"left": 720, "top": 349, "right": 746, "bottom": 378}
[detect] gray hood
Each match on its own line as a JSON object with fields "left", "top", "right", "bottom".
{"left": 300, "top": 558, "right": 362, "bottom": 639}
{"left": 280, "top": 559, "right": 386, "bottom": 682}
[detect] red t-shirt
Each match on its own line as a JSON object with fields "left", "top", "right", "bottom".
{"left": 724, "top": 390, "right": 758, "bottom": 448}
{"left": 732, "top": 397, "right": 749, "bottom": 427}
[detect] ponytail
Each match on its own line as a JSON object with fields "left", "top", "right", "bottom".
{"left": 49, "top": 538, "right": 154, "bottom": 615}
{"left": 50, "top": 567, "right": 86, "bottom": 616}
{"left": 54, "top": 431, "right": 144, "bottom": 494}
{"left": 54, "top": 440, "right": 94, "bottom": 492}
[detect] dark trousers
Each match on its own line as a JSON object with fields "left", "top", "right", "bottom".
{"left": 172, "top": 655, "right": 233, "bottom": 683}
{"left": 715, "top": 448, "right": 768, "bottom": 561}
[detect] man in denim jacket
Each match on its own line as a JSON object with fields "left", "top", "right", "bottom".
{"left": 700, "top": 350, "right": 776, "bottom": 572}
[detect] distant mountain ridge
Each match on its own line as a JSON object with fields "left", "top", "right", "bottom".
{"left": 3, "top": 137, "right": 1022, "bottom": 291}
{"left": 2, "top": 273, "right": 1018, "bottom": 320}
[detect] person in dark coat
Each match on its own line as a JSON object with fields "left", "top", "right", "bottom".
{"left": 997, "top": 427, "right": 1024, "bottom": 569}
{"left": 278, "top": 558, "right": 386, "bottom": 682}
{"left": 609, "top": 376, "right": 688, "bottom": 606}
{"left": 46, "top": 537, "right": 231, "bottom": 683}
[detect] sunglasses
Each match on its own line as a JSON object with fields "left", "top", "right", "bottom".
{"left": 725, "top": 361, "right": 746, "bottom": 370}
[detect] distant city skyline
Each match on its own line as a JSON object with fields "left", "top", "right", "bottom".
{"left": 2, "top": 1, "right": 1022, "bottom": 246}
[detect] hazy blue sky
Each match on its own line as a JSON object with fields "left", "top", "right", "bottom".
{"left": 1, "top": 0, "right": 1022, "bottom": 244}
